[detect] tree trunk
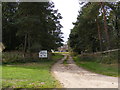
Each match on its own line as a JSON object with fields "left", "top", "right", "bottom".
{"left": 101, "top": 2, "right": 110, "bottom": 50}
{"left": 23, "top": 34, "right": 27, "bottom": 57}
{"left": 28, "top": 34, "right": 31, "bottom": 52}
{"left": 96, "top": 18, "right": 102, "bottom": 51}
{"left": 115, "top": 15, "right": 119, "bottom": 43}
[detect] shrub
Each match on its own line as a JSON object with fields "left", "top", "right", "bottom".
{"left": 2, "top": 52, "right": 51, "bottom": 64}
{"left": 80, "top": 51, "right": 118, "bottom": 64}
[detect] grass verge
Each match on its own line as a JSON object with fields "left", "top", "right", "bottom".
{"left": 2, "top": 53, "right": 64, "bottom": 88}
{"left": 73, "top": 55, "right": 119, "bottom": 77}
{"left": 62, "top": 55, "right": 68, "bottom": 65}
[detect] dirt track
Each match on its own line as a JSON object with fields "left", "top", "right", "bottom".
{"left": 52, "top": 54, "right": 118, "bottom": 88}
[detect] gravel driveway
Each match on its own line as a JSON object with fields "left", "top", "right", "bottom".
{"left": 52, "top": 54, "right": 118, "bottom": 88}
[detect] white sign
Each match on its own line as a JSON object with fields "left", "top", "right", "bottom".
{"left": 39, "top": 50, "right": 47, "bottom": 58}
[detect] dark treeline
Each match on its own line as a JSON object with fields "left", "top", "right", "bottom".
{"left": 69, "top": 2, "right": 120, "bottom": 54}
{"left": 2, "top": 2, "right": 63, "bottom": 53}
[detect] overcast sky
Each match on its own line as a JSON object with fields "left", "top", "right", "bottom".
{"left": 51, "top": 0, "right": 80, "bottom": 43}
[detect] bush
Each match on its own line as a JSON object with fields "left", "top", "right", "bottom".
{"left": 100, "top": 51, "right": 118, "bottom": 64}
{"left": 76, "top": 50, "right": 118, "bottom": 64}
{"left": 70, "top": 52, "right": 78, "bottom": 56}
{"left": 2, "top": 52, "right": 50, "bottom": 64}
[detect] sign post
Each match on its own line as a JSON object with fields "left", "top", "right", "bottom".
{"left": 39, "top": 50, "right": 48, "bottom": 58}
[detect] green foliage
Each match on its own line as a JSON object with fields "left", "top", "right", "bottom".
{"left": 73, "top": 52, "right": 119, "bottom": 77}
{"left": 2, "top": 54, "right": 64, "bottom": 88}
{"left": 69, "top": 2, "right": 120, "bottom": 53}
{"left": 69, "top": 52, "right": 78, "bottom": 57}
{"left": 73, "top": 50, "right": 118, "bottom": 64}
{"left": 100, "top": 51, "right": 118, "bottom": 64}
{"left": 2, "top": 2, "right": 63, "bottom": 52}
{"left": 2, "top": 3, "right": 20, "bottom": 50}
{"left": 2, "top": 52, "right": 62, "bottom": 64}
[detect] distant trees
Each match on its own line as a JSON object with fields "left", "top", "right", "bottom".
{"left": 2, "top": 2, "right": 63, "bottom": 52}
{"left": 69, "top": 2, "right": 120, "bottom": 54}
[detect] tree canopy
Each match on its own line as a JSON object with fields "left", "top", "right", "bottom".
{"left": 2, "top": 2, "right": 64, "bottom": 52}
{"left": 69, "top": 2, "right": 120, "bottom": 54}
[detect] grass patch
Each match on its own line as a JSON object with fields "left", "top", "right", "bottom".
{"left": 2, "top": 53, "right": 64, "bottom": 88}
{"left": 53, "top": 52, "right": 69, "bottom": 54}
{"left": 62, "top": 55, "right": 69, "bottom": 65}
{"left": 0, "top": 65, "right": 2, "bottom": 89}
{"left": 73, "top": 55, "right": 119, "bottom": 77}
